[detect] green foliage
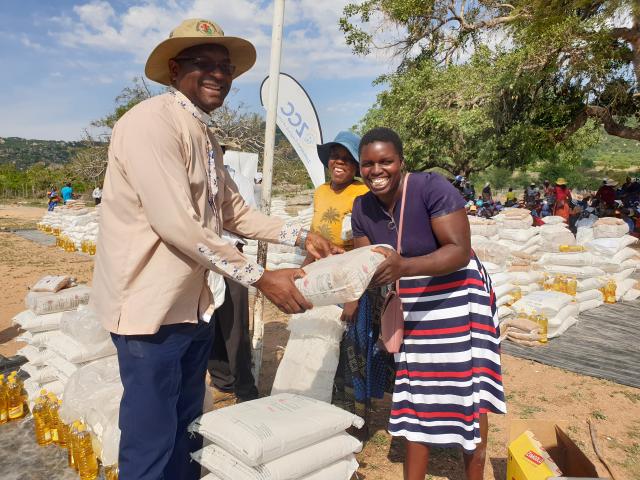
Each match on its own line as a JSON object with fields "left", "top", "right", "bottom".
{"left": 358, "top": 47, "right": 598, "bottom": 175}
{"left": 343, "top": 0, "right": 640, "bottom": 146}
{"left": 0, "top": 137, "right": 87, "bottom": 170}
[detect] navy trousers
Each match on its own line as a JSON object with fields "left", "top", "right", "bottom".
{"left": 112, "top": 320, "right": 214, "bottom": 480}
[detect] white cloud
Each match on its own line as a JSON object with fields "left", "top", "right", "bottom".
{"left": 47, "top": 0, "right": 397, "bottom": 83}
{"left": 20, "top": 34, "right": 44, "bottom": 51}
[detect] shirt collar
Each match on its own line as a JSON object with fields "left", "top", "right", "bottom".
{"left": 168, "top": 87, "right": 213, "bottom": 126}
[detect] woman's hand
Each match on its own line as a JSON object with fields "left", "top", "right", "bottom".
{"left": 340, "top": 300, "right": 359, "bottom": 323}
{"left": 370, "top": 246, "right": 407, "bottom": 287}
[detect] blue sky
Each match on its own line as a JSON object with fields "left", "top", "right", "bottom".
{"left": 0, "top": 0, "right": 397, "bottom": 141}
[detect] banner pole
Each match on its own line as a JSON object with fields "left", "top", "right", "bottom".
{"left": 252, "top": 0, "right": 285, "bottom": 384}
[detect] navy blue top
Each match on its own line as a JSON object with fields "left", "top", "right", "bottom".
{"left": 351, "top": 172, "right": 466, "bottom": 257}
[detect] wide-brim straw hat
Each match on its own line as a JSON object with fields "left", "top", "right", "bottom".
{"left": 605, "top": 179, "right": 618, "bottom": 187}
{"left": 555, "top": 177, "right": 567, "bottom": 185}
{"left": 145, "top": 19, "right": 256, "bottom": 85}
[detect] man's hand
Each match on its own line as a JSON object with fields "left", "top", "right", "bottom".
{"left": 253, "top": 269, "right": 313, "bottom": 314}
{"left": 370, "top": 246, "right": 407, "bottom": 287}
{"left": 302, "top": 231, "right": 344, "bottom": 260}
{"left": 340, "top": 300, "right": 359, "bottom": 323}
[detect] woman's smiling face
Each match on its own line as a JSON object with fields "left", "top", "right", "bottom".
{"left": 327, "top": 145, "right": 358, "bottom": 186}
{"left": 359, "top": 141, "right": 403, "bottom": 202}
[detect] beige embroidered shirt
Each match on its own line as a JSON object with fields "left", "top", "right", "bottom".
{"left": 91, "top": 91, "right": 300, "bottom": 335}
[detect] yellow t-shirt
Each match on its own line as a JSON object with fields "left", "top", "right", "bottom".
{"left": 506, "top": 191, "right": 516, "bottom": 201}
{"left": 310, "top": 181, "right": 369, "bottom": 250}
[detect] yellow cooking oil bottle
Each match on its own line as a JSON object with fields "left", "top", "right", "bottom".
{"left": 54, "top": 399, "right": 70, "bottom": 449}
{"left": 76, "top": 423, "right": 99, "bottom": 480}
{"left": 70, "top": 421, "right": 82, "bottom": 471}
{"left": 604, "top": 279, "right": 617, "bottom": 304}
{"left": 7, "top": 376, "right": 25, "bottom": 420}
{"left": 536, "top": 312, "right": 548, "bottom": 344}
{"left": 47, "top": 393, "right": 61, "bottom": 444}
{"left": 554, "top": 274, "right": 567, "bottom": 293}
{"left": 0, "top": 374, "right": 8, "bottom": 424}
{"left": 12, "top": 372, "right": 29, "bottom": 417}
{"left": 566, "top": 276, "right": 577, "bottom": 296}
{"left": 104, "top": 464, "right": 119, "bottom": 480}
{"left": 559, "top": 244, "right": 585, "bottom": 253}
{"left": 32, "top": 399, "right": 52, "bottom": 445}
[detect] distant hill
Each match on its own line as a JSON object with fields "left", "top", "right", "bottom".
{"left": 0, "top": 137, "right": 89, "bottom": 170}
{"left": 583, "top": 132, "right": 640, "bottom": 171}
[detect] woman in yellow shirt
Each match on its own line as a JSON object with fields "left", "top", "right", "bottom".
{"left": 306, "top": 131, "right": 394, "bottom": 434}
{"left": 308, "top": 132, "right": 369, "bottom": 250}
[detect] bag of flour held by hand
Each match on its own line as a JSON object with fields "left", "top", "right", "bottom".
{"left": 295, "top": 245, "right": 387, "bottom": 306}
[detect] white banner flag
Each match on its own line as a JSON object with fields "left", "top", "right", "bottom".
{"left": 260, "top": 73, "right": 325, "bottom": 187}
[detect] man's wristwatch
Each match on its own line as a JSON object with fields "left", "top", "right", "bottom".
{"left": 297, "top": 228, "right": 309, "bottom": 249}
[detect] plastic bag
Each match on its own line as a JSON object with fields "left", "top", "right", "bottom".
{"left": 189, "top": 393, "right": 364, "bottom": 467}
{"left": 47, "top": 330, "right": 116, "bottom": 363}
{"left": 511, "top": 291, "right": 575, "bottom": 317}
{"left": 541, "top": 216, "right": 566, "bottom": 225}
{"left": 30, "top": 275, "right": 73, "bottom": 293}
{"left": 192, "top": 432, "right": 362, "bottom": 480}
{"left": 25, "top": 285, "right": 91, "bottom": 315}
{"left": 12, "top": 310, "right": 63, "bottom": 332}
{"left": 201, "top": 455, "right": 359, "bottom": 480}
{"left": 499, "top": 228, "right": 538, "bottom": 243}
{"left": 340, "top": 213, "right": 353, "bottom": 242}
{"left": 295, "top": 246, "right": 387, "bottom": 306}
{"left": 59, "top": 356, "right": 122, "bottom": 425}
{"left": 586, "top": 236, "right": 637, "bottom": 255}
{"left": 271, "top": 306, "right": 345, "bottom": 402}
{"left": 60, "top": 307, "right": 110, "bottom": 345}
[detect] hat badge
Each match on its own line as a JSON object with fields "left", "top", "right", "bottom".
{"left": 197, "top": 21, "right": 217, "bottom": 36}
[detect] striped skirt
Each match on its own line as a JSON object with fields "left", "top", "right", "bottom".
{"left": 388, "top": 255, "right": 507, "bottom": 452}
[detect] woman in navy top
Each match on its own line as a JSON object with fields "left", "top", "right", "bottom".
{"left": 352, "top": 128, "right": 506, "bottom": 480}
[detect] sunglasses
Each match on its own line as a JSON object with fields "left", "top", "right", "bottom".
{"left": 173, "top": 57, "right": 236, "bottom": 76}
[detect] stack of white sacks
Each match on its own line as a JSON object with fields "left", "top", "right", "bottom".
{"left": 12, "top": 275, "right": 94, "bottom": 399}
{"left": 12, "top": 275, "right": 122, "bottom": 466}
{"left": 577, "top": 218, "right": 640, "bottom": 302}
{"left": 189, "top": 393, "right": 363, "bottom": 480}
{"left": 38, "top": 203, "right": 100, "bottom": 250}
{"left": 471, "top": 210, "right": 640, "bottom": 343}
{"left": 244, "top": 200, "right": 313, "bottom": 269}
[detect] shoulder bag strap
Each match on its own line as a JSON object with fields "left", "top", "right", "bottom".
{"left": 395, "top": 173, "right": 410, "bottom": 292}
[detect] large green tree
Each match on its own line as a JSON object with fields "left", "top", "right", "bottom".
{"left": 342, "top": 0, "right": 640, "bottom": 143}
{"left": 359, "top": 46, "right": 597, "bottom": 175}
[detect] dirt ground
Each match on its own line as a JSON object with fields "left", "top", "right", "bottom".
{"left": 1, "top": 204, "right": 639, "bottom": 480}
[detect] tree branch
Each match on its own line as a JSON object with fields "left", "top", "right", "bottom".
{"left": 585, "top": 105, "right": 640, "bottom": 141}
{"left": 558, "top": 105, "right": 640, "bottom": 142}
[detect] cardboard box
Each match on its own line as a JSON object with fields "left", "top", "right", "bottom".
{"left": 507, "top": 420, "right": 606, "bottom": 480}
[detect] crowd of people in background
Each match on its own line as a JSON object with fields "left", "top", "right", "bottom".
{"left": 453, "top": 175, "right": 640, "bottom": 236}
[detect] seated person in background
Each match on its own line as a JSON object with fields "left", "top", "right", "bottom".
{"left": 505, "top": 187, "right": 517, "bottom": 207}
{"left": 596, "top": 179, "right": 617, "bottom": 212}
{"left": 620, "top": 208, "right": 635, "bottom": 234}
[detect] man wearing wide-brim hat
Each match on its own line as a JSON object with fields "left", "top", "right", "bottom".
{"left": 91, "top": 18, "right": 341, "bottom": 480}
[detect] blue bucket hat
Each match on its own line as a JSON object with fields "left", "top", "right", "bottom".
{"left": 316, "top": 131, "right": 361, "bottom": 169}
